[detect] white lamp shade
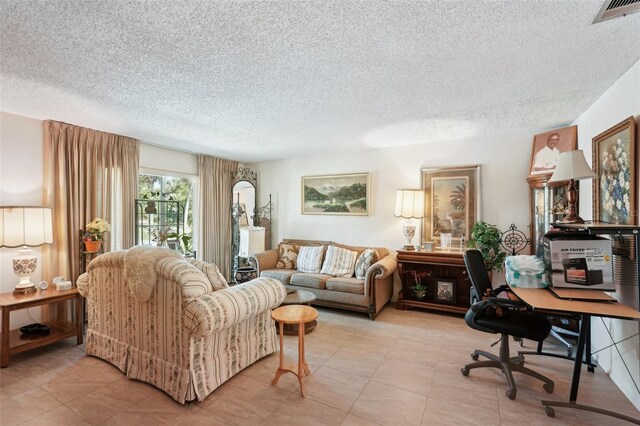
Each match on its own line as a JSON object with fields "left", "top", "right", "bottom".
{"left": 0, "top": 207, "right": 53, "bottom": 248}
{"left": 394, "top": 189, "right": 424, "bottom": 219}
{"left": 239, "top": 226, "right": 265, "bottom": 257}
{"left": 549, "top": 150, "right": 596, "bottom": 182}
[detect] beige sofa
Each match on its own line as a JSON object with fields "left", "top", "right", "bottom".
{"left": 251, "top": 239, "right": 397, "bottom": 320}
{"left": 77, "top": 246, "right": 286, "bottom": 403}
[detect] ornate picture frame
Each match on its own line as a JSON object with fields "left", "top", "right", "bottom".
{"left": 529, "top": 125, "right": 578, "bottom": 177}
{"left": 301, "top": 172, "right": 370, "bottom": 215}
{"left": 435, "top": 278, "right": 456, "bottom": 304}
{"left": 592, "top": 116, "right": 637, "bottom": 225}
{"left": 421, "top": 165, "right": 480, "bottom": 243}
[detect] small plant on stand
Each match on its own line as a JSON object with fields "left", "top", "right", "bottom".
{"left": 468, "top": 221, "right": 505, "bottom": 272}
{"left": 84, "top": 218, "right": 111, "bottom": 252}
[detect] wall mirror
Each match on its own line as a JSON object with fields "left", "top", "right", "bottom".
{"left": 231, "top": 168, "right": 273, "bottom": 283}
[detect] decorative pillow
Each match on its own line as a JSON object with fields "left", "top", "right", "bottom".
{"left": 296, "top": 246, "right": 325, "bottom": 273}
{"left": 187, "top": 258, "right": 229, "bottom": 291}
{"left": 276, "top": 243, "right": 298, "bottom": 269}
{"left": 354, "top": 248, "right": 376, "bottom": 279}
{"left": 321, "top": 245, "right": 358, "bottom": 278}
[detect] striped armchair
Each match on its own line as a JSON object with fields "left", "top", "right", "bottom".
{"left": 77, "top": 247, "right": 286, "bottom": 403}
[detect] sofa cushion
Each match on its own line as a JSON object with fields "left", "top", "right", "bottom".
{"left": 261, "top": 269, "right": 297, "bottom": 284}
{"left": 297, "top": 246, "right": 324, "bottom": 273}
{"left": 354, "top": 248, "right": 376, "bottom": 279}
{"left": 320, "top": 245, "right": 357, "bottom": 278}
{"left": 326, "top": 277, "right": 365, "bottom": 294}
{"left": 187, "top": 258, "right": 229, "bottom": 291}
{"left": 276, "top": 243, "right": 298, "bottom": 269}
{"left": 290, "top": 273, "right": 332, "bottom": 289}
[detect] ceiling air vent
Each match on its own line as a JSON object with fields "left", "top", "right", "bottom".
{"left": 593, "top": 0, "right": 640, "bottom": 24}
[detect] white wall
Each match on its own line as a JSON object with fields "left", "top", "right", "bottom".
{"left": 0, "top": 112, "right": 44, "bottom": 327}
{"left": 251, "top": 130, "right": 537, "bottom": 251}
{"left": 572, "top": 59, "right": 640, "bottom": 410}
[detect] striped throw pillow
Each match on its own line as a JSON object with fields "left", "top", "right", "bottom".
{"left": 321, "top": 245, "right": 358, "bottom": 278}
{"left": 354, "top": 248, "right": 376, "bottom": 279}
{"left": 297, "top": 246, "right": 324, "bottom": 273}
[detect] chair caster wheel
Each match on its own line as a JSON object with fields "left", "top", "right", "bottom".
{"left": 587, "top": 366, "right": 595, "bottom": 373}
{"left": 544, "top": 406, "right": 555, "bottom": 417}
{"left": 506, "top": 388, "right": 516, "bottom": 400}
{"left": 543, "top": 382, "right": 554, "bottom": 393}
{"left": 514, "top": 359, "right": 524, "bottom": 366}
{"left": 471, "top": 353, "right": 479, "bottom": 361}
{"left": 460, "top": 367, "right": 469, "bottom": 376}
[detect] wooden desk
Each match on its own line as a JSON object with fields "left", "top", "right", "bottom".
{"left": 0, "top": 288, "right": 83, "bottom": 368}
{"left": 510, "top": 286, "right": 640, "bottom": 423}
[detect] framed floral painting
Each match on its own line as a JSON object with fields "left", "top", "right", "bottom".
{"left": 592, "top": 116, "right": 636, "bottom": 225}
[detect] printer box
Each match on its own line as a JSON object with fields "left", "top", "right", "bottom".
{"left": 542, "top": 232, "right": 614, "bottom": 291}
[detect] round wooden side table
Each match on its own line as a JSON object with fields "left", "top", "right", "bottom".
{"left": 271, "top": 305, "right": 318, "bottom": 396}
{"left": 280, "top": 290, "right": 318, "bottom": 334}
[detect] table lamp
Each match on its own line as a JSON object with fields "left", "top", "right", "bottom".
{"left": 548, "top": 150, "right": 596, "bottom": 224}
{"left": 0, "top": 207, "right": 53, "bottom": 294}
{"left": 394, "top": 189, "right": 424, "bottom": 250}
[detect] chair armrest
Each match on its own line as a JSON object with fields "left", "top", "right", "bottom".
{"left": 183, "top": 277, "right": 286, "bottom": 337}
{"left": 251, "top": 248, "right": 279, "bottom": 273}
{"left": 486, "top": 297, "right": 527, "bottom": 310}
{"left": 77, "top": 273, "right": 89, "bottom": 297}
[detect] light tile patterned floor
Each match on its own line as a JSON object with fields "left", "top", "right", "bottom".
{"left": 1, "top": 305, "right": 638, "bottom": 425}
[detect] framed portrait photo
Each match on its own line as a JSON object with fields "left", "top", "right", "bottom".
{"left": 592, "top": 116, "right": 636, "bottom": 225}
{"left": 421, "top": 165, "right": 480, "bottom": 243}
{"left": 301, "top": 172, "right": 370, "bottom": 215}
{"left": 435, "top": 279, "right": 456, "bottom": 304}
{"left": 529, "top": 125, "right": 577, "bottom": 176}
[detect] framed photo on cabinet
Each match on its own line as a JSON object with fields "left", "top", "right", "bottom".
{"left": 592, "top": 116, "right": 636, "bottom": 225}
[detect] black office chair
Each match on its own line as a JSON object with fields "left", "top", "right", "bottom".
{"left": 461, "top": 249, "right": 555, "bottom": 400}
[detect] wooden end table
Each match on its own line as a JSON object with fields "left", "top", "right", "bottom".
{"left": 0, "top": 287, "right": 83, "bottom": 368}
{"left": 271, "top": 305, "right": 318, "bottom": 396}
{"left": 280, "top": 289, "right": 317, "bottom": 334}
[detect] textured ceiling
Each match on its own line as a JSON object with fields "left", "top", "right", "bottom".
{"left": 1, "top": 1, "right": 639, "bottom": 162}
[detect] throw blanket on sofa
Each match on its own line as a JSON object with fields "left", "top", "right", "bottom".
{"left": 124, "top": 246, "right": 182, "bottom": 302}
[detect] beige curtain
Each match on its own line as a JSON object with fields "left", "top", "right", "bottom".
{"left": 198, "top": 155, "right": 238, "bottom": 280}
{"left": 42, "top": 120, "right": 139, "bottom": 283}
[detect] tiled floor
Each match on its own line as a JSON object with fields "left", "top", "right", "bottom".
{"left": 1, "top": 305, "right": 638, "bottom": 425}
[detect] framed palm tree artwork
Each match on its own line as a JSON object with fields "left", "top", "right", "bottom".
{"left": 421, "top": 165, "right": 481, "bottom": 243}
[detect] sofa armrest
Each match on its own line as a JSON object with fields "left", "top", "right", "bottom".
{"left": 77, "top": 273, "right": 89, "bottom": 297}
{"left": 183, "top": 277, "right": 286, "bottom": 337}
{"left": 364, "top": 251, "right": 398, "bottom": 295}
{"left": 251, "top": 248, "right": 279, "bottom": 273}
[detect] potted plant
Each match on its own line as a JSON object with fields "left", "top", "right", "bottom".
{"left": 84, "top": 218, "right": 111, "bottom": 252}
{"left": 411, "top": 281, "right": 427, "bottom": 299}
{"left": 467, "top": 221, "right": 505, "bottom": 271}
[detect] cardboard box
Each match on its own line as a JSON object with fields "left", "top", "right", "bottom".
{"left": 542, "top": 232, "right": 614, "bottom": 291}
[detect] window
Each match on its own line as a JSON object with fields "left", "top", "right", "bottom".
{"left": 137, "top": 172, "right": 197, "bottom": 255}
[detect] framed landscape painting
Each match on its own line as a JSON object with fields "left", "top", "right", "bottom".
{"left": 422, "top": 165, "right": 480, "bottom": 242}
{"left": 592, "top": 116, "right": 636, "bottom": 225}
{"left": 301, "top": 173, "right": 370, "bottom": 215}
{"left": 529, "top": 125, "right": 577, "bottom": 176}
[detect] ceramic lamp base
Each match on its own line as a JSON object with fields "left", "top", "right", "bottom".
{"left": 402, "top": 222, "right": 416, "bottom": 249}
{"left": 13, "top": 248, "right": 37, "bottom": 295}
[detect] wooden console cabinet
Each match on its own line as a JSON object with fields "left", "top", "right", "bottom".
{"left": 396, "top": 250, "right": 471, "bottom": 315}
